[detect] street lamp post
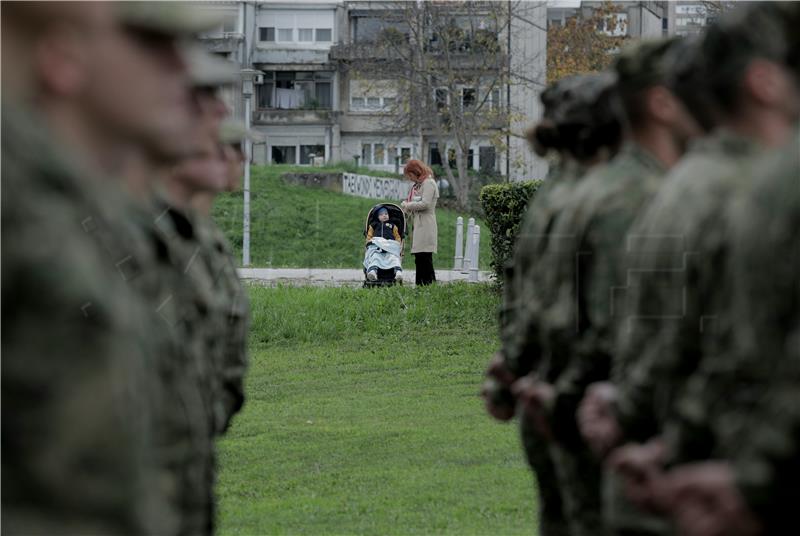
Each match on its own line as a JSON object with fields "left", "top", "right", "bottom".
{"left": 240, "top": 68, "right": 263, "bottom": 267}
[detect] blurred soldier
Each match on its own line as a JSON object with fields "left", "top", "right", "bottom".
{"left": 512, "top": 37, "right": 704, "bottom": 536}
{"left": 484, "top": 72, "right": 623, "bottom": 536}
{"left": 192, "top": 119, "right": 252, "bottom": 436}
{"left": 652, "top": 6, "right": 800, "bottom": 536}
{"left": 1, "top": 1, "right": 215, "bottom": 533}
{"left": 663, "top": 125, "right": 799, "bottom": 536}
{"left": 578, "top": 0, "right": 800, "bottom": 518}
{"left": 143, "top": 47, "right": 241, "bottom": 535}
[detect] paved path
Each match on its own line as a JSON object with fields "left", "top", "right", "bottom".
{"left": 238, "top": 267, "right": 493, "bottom": 287}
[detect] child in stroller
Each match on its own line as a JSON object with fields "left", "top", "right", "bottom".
{"left": 363, "top": 204, "right": 406, "bottom": 286}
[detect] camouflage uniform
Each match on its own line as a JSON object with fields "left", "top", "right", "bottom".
{"left": 1, "top": 105, "right": 172, "bottom": 534}
{"left": 614, "top": 131, "right": 765, "bottom": 447}
{"left": 147, "top": 197, "right": 218, "bottom": 535}
{"left": 611, "top": 131, "right": 765, "bottom": 533}
{"left": 497, "top": 72, "right": 620, "bottom": 536}
{"left": 194, "top": 216, "right": 250, "bottom": 436}
{"left": 539, "top": 143, "right": 668, "bottom": 536}
{"left": 672, "top": 128, "right": 800, "bottom": 533}
{"left": 502, "top": 159, "right": 586, "bottom": 536}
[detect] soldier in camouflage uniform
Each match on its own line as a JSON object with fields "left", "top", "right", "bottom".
{"left": 484, "top": 72, "right": 623, "bottom": 536}
{"left": 127, "top": 47, "right": 242, "bottom": 535}
{"left": 1, "top": 2, "right": 215, "bottom": 533}
{"left": 193, "top": 119, "right": 252, "bottom": 436}
{"left": 641, "top": 6, "right": 800, "bottom": 536}
{"left": 662, "top": 122, "right": 799, "bottom": 536}
{"left": 511, "top": 37, "right": 705, "bottom": 536}
{"left": 578, "top": 1, "right": 800, "bottom": 522}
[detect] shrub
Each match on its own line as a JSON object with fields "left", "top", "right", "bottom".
{"left": 479, "top": 180, "right": 543, "bottom": 284}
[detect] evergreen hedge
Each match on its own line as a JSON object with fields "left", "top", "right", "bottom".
{"left": 479, "top": 180, "right": 543, "bottom": 284}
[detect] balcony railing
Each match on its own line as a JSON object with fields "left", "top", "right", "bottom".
{"left": 252, "top": 108, "right": 338, "bottom": 125}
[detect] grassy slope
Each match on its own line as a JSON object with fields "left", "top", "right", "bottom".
{"left": 212, "top": 165, "right": 491, "bottom": 270}
{"left": 217, "top": 284, "right": 537, "bottom": 535}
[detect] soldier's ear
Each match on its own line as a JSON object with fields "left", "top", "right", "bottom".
{"left": 645, "top": 86, "right": 678, "bottom": 126}
{"left": 743, "top": 58, "right": 792, "bottom": 108}
{"left": 35, "top": 25, "right": 90, "bottom": 97}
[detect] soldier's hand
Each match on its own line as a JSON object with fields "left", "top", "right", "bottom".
{"left": 663, "top": 461, "right": 763, "bottom": 536}
{"left": 511, "top": 375, "right": 554, "bottom": 440}
{"left": 578, "top": 381, "right": 622, "bottom": 458}
{"left": 607, "top": 439, "right": 668, "bottom": 512}
{"left": 482, "top": 352, "right": 517, "bottom": 421}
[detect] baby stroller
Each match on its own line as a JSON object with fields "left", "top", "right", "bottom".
{"left": 363, "top": 203, "right": 407, "bottom": 287}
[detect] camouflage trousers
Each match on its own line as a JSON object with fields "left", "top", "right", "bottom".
{"left": 602, "top": 470, "right": 672, "bottom": 536}
{"left": 549, "top": 442, "right": 605, "bottom": 536}
{"left": 519, "top": 418, "right": 571, "bottom": 536}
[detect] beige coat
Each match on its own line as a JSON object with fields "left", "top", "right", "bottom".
{"left": 405, "top": 177, "right": 439, "bottom": 254}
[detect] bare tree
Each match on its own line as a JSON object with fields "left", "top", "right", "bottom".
{"left": 335, "top": 1, "right": 544, "bottom": 210}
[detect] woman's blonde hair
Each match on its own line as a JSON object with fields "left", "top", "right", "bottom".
{"left": 404, "top": 159, "right": 432, "bottom": 181}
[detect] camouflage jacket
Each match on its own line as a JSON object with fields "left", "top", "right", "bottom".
{"left": 614, "top": 130, "right": 764, "bottom": 446}
{"left": 540, "top": 143, "right": 665, "bottom": 446}
{"left": 1, "top": 104, "right": 171, "bottom": 534}
{"left": 687, "top": 130, "right": 799, "bottom": 531}
{"left": 501, "top": 158, "right": 589, "bottom": 380}
{"left": 194, "top": 216, "right": 250, "bottom": 436}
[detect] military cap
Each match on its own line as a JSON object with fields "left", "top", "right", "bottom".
{"left": 116, "top": 1, "right": 226, "bottom": 36}
{"left": 185, "top": 46, "right": 239, "bottom": 88}
{"left": 550, "top": 72, "right": 618, "bottom": 126}
{"left": 614, "top": 37, "right": 682, "bottom": 91}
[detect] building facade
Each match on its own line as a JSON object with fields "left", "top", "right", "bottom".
{"left": 196, "top": 0, "right": 548, "bottom": 181}
{"left": 547, "top": 1, "right": 674, "bottom": 37}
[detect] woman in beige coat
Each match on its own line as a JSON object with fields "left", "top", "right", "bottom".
{"left": 401, "top": 159, "right": 440, "bottom": 285}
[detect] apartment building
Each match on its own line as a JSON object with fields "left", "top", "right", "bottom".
{"left": 674, "top": 1, "right": 713, "bottom": 36}
{"left": 197, "top": 0, "right": 548, "bottom": 181}
{"left": 548, "top": 1, "right": 674, "bottom": 37}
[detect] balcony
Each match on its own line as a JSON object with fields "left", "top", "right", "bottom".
{"left": 200, "top": 32, "right": 244, "bottom": 54}
{"left": 252, "top": 109, "right": 339, "bottom": 126}
{"left": 252, "top": 47, "right": 332, "bottom": 66}
{"left": 329, "top": 42, "right": 408, "bottom": 61}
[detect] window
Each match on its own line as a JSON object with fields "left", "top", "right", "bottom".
{"left": 374, "top": 144, "right": 385, "bottom": 165}
{"left": 298, "top": 28, "right": 313, "bottom": 42}
{"left": 351, "top": 97, "right": 365, "bottom": 110}
{"left": 549, "top": 19, "right": 562, "bottom": 28}
{"left": 490, "top": 88, "right": 501, "bottom": 110}
{"left": 383, "top": 97, "right": 396, "bottom": 110}
{"left": 435, "top": 88, "right": 449, "bottom": 111}
{"left": 366, "top": 97, "right": 381, "bottom": 110}
{"left": 272, "top": 146, "right": 296, "bottom": 164}
{"left": 261, "top": 71, "right": 334, "bottom": 110}
{"left": 461, "top": 87, "right": 476, "bottom": 109}
{"left": 257, "top": 83, "right": 273, "bottom": 109}
{"left": 479, "top": 146, "right": 496, "bottom": 173}
{"left": 300, "top": 145, "right": 325, "bottom": 165}
{"left": 278, "top": 28, "right": 293, "bottom": 41}
{"left": 315, "top": 82, "right": 332, "bottom": 108}
{"left": 315, "top": 28, "right": 332, "bottom": 42}
{"left": 361, "top": 144, "right": 372, "bottom": 165}
{"left": 259, "top": 27, "right": 275, "bottom": 42}
{"left": 429, "top": 142, "right": 442, "bottom": 166}
{"left": 400, "top": 147, "right": 411, "bottom": 164}
{"left": 223, "top": 17, "right": 236, "bottom": 33}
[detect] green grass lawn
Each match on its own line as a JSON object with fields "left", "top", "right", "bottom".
{"left": 212, "top": 165, "right": 491, "bottom": 270}
{"left": 216, "top": 283, "right": 538, "bottom": 535}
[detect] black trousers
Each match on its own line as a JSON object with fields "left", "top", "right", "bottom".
{"left": 413, "top": 253, "right": 436, "bottom": 286}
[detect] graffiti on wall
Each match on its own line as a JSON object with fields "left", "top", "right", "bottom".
{"left": 342, "top": 173, "right": 412, "bottom": 201}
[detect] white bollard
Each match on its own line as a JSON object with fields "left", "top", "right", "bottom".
{"left": 470, "top": 225, "right": 480, "bottom": 282}
{"left": 454, "top": 216, "right": 464, "bottom": 270}
{"left": 463, "top": 217, "right": 475, "bottom": 272}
